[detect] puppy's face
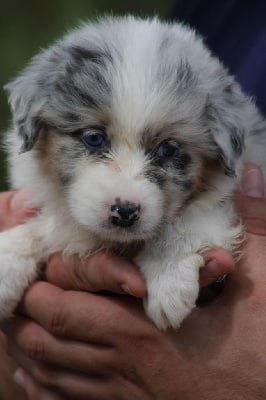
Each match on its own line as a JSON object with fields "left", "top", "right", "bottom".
{"left": 35, "top": 120, "right": 209, "bottom": 242}
{"left": 6, "top": 17, "right": 250, "bottom": 242}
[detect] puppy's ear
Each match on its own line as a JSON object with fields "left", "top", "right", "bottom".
{"left": 206, "top": 78, "right": 258, "bottom": 177}
{"left": 5, "top": 65, "right": 47, "bottom": 152}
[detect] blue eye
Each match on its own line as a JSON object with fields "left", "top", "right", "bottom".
{"left": 157, "top": 139, "right": 179, "bottom": 158}
{"left": 82, "top": 129, "right": 106, "bottom": 148}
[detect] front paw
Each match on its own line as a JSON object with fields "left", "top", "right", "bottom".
{"left": 144, "top": 254, "right": 203, "bottom": 330}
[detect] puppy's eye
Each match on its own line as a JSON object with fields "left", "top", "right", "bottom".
{"left": 157, "top": 139, "right": 179, "bottom": 158}
{"left": 82, "top": 129, "right": 106, "bottom": 148}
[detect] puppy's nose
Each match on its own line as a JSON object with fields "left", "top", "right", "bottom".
{"left": 110, "top": 201, "right": 140, "bottom": 227}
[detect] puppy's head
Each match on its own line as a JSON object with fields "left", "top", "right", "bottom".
{"left": 5, "top": 16, "right": 259, "bottom": 242}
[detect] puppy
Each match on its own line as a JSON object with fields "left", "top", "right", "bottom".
{"left": 2, "top": 16, "right": 266, "bottom": 330}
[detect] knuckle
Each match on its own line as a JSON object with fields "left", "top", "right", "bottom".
{"left": 93, "top": 251, "right": 121, "bottom": 280}
{"left": 71, "top": 255, "right": 90, "bottom": 289}
{"left": 32, "top": 364, "right": 57, "bottom": 388}
{"left": 92, "top": 250, "right": 114, "bottom": 269}
{"left": 87, "top": 251, "right": 115, "bottom": 289}
{"left": 70, "top": 252, "right": 113, "bottom": 291}
{"left": 46, "top": 299, "right": 67, "bottom": 336}
{"left": 22, "top": 336, "right": 47, "bottom": 362}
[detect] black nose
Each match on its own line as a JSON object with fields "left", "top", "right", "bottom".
{"left": 110, "top": 201, "right": 140, "bottom": 227}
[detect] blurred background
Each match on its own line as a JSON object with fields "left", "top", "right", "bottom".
{"left": 0, "top": 0, "right": 172, "bottom": 190}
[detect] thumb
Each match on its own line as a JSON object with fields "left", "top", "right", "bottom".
{"left": 235, "top": 163, "right": 266, "bottom": 234}
{"left": 0, "top": 190, "right": 37, "bottom": 230}
{"left": 200, "top": 247, "right": 234, "bottom": 288}
{"left": 45, "top": 251, "right": 147, "bottom": 298}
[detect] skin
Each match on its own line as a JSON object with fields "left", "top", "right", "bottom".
{"left": 1, "top": 163, "right": 265, "bottom": 399}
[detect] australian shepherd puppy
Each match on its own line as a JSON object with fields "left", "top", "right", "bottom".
{"left": 2, "top": 16, "right": 266, "bottom": 329}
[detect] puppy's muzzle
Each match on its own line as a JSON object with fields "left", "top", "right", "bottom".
{"left": 110, "top": 200, "right": 140, "bottom": 228}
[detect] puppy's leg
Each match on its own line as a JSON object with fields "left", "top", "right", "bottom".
{"left": 0, "top": 212, "right": 89, "bottom": 320}
{"left": 0, "top": 223, "right": 43, "bottom": 319}
{"left": 135, "top": 227, "right": 204, "bottom": 330}
{"left": 135, "top": 206, "right": 241, "bottom": 330}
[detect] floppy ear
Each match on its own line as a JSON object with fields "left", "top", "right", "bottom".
{"left": 5, "top": 43, "right": 111, "bottom": 152}
{"left": 5, "top": 69, "right": 46, "bottom": 152}
{"left": 4, "top": 42, "right": 63, "bottom": 152}
{"left": 204, "top": 78, "right": 254, "bottom": 177}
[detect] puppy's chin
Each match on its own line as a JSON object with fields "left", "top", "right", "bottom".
{"left": 92, "top": 223, "right": 157, "bottom": 244}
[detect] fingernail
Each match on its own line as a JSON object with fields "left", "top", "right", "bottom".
{"left": 120, "top": 283, "right": 132, "bottom": 295}
{"left": 241, "top": 168, "right": 264, "bottom": 198}
{"left": 205, "top": 259, "right": 219, "bottom": 272}
{"left": 10, "top": 190, "right": 32, "bottom": 211}
{"left": 13, "top": 368, "right": 26, "bottom": 389}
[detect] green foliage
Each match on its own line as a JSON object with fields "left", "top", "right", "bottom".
{"left": 0, "top": 0, "right": 171, "bottom": 190}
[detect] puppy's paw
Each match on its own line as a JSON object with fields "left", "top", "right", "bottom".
{"left": 144, "top": 254, "right": 203, "bottom": 330}
{"left": 144, "top": 282, "right": 197, "bottom": 330}
{"left": 0, "top": 253, "right": 37, "bottom": 320}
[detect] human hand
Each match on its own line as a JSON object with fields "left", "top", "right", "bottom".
{"left": 7, "top": 163, "right": 266, "bottom": 400}
{"left": 0, "top": 190, "right": 36, "bottom": 231}
{"left": 5, "top": 247, "right": 234, "bottom": 400}
{"left": 7, "top": 162, "right": 264, "bottom": 399}
{"left": 7, "top": 167, "right": 266, "bottom": 400}
{"left": 0, "top": 185, "right": 231, "bottom": 399}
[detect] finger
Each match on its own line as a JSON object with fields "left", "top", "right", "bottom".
{"left": 239, "top": 163, "right": 265, "bottom": 199}
{"left": 235, "top": 191, "right": 266, "bottom": 235}
{"left": 200, "top": 164, "right": 265, "bottom": 285}
{"left": 4, "top": 316, "right": 115, "bottom": 375}
{"left": 200, "top": 248, "right": 234, "bottom": 287}
{"left": 0, "top": 190, "right": 37, "bottom": 231}
{"left": 13, "top": 368, "right": 41, "bottom": 400}
{"left": 14, "top": 368, "right": 65, "bottom": 400}
{"left": 46, "top": 251, "right": 147, "bottom": 298}
{"left": 14, "top": 281, "right": 125, "bottom": 343}
{"left": 20, "top": 363, "right": 115, "bottom": 400}
{"left": 11, "top": 345, "right": 115, "bottom": 400}
{"left": 234, "top": 164, "right": 266, "bottom": 235}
